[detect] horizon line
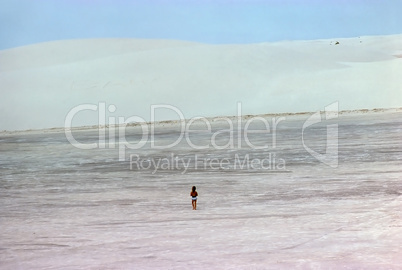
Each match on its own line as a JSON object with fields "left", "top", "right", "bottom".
{"left": 1, "top": 107, "right": 401, "bottom": 135}
{"left": 2, "top": 33, "right": 402, "bottom": 51}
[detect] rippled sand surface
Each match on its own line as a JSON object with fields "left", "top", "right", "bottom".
{"left": 1, "top": 111, "right": 401, "bottom": 269}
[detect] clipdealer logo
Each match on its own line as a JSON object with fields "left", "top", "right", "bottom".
{"left": 64, "top": 102, "right": 285, "bottom": 159}
{"left": 64, "top": 102, "right": 338, "bottom": 171}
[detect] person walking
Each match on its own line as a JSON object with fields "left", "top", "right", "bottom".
{"left": 190, "top": 186, "right": 198, "bottom": 210}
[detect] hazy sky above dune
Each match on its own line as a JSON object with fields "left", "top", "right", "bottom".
{"left": 1, "top": 0, "right": 401, "bottom": 50}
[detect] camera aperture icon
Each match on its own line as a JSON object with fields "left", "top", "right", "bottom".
{"left": 302, "top": 102, "right": 338, "bottom": 168}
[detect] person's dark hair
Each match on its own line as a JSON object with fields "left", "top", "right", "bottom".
{"left": 192, "top": 186, "right": 196, "bottom": 192}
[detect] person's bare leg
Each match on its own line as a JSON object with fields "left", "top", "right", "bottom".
{"left": 192, "top": 200, "right": 195, "bottom": 210}
{"left": 194, "top": 200, "right": 197, "bottom": 210}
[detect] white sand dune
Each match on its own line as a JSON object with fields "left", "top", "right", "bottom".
{"left": 1, "top": 35, "right": 401, "bottom": 131}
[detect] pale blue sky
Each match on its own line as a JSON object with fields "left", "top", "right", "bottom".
{"left": 1, "top": 0, "right": 401, "bottom": 50}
